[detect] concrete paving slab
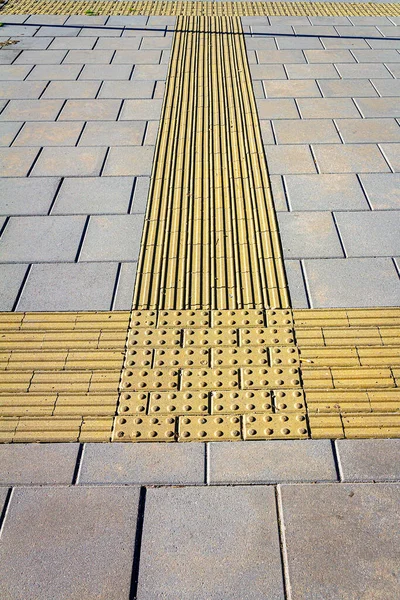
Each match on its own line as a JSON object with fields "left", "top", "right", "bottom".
{"left": 96, "top": 37, "right": 141, "bottom": 50}
{"left": 0, "top": 487, "right": 140, "bottom": 600}
{"left": 0, "top": 263, "right": 28, "bottom": 310}
{"left": 336, "top": 63, "right": 392, "bottom": 78}
{"left": 285, "top": 260, "right": 309, "bottom": 308}
{"left": 297, "top": 98, "right": 361, "bottom": 119}
{"left": 336, "top": 439, "right": 400, "bottom": 481}
{"left": 0, "top": 122, "right": 23, "bottom": 146}
{"left": 49, "top": 37, "right": 96, "bottom": 50}
{"left": 359, "top": 173, "right": 400, "bottom": 209}
{"left": 304, "top": 49, "right": 355, "bottom": 63}
{"left": 380, "top": 142, "right": 400, "bottom": 171}
{"left": 52, "top": 176, "right": 133, "bottom": 215}
{"left": 131, "top": 65, "right": 169, "bottom": 80}
{"left": 63, "top": 49, "right": 114, "bottom": 64}
{"left": 249, "top": 65, "right": 287, "bottom": 80}
{"left": 209, "top": 440, "right": 337, "bottom": 483}
{"left": 120, "top": 99, "right": 163, "bottom": 120}
{"left": 370, "top": 79, "right": 400, "bottom": 96}
{"left": 276, "top": 36, "right": 324, "bottom": 50}
{"left": 273, "top": 119, "right": 341, "bottom": 144}
{"left": 335, "top": 210, "right": 400, "bottom": 256}
{"left": 285, "top": 64, "right": 339, "bottom": 79}
{"left": 113, "top": 261, "right": 137, "bottom": 309}
{"left": 0, "top": 99, "right": 63, "bottom": 121}
{"left": 28, "top": 65, "right": 88, "bottom": 83}
{"left": 281, "top": 483, "right": 400, "bottom": 599}
{"left": 278, "top": 212, "right": 344, "bottom": 259}
{"left": 262, "top": 79, "right": 321, "bottom": 98}
{"left": 42, "top": 80, "right": 101, "bottom": 99}
{"left": 99, "top": 80, "right": 154, "bottom": 99}
{"left": 313, "top": 143, "right": 391, "bottom": 173}
{"left": 113, "top": 50, "right": 162, "bottom": 64}
{"left": 0, "top": 49, "right": 22, "bottom": 65}
{"left": 269, "top": 175, "right": 288, "bottom": 211}
{"left": 355, "top": 97, "right": 400, "bottom": 118}
{"left": 264, "top": 144, "right": 316, "bottom": 174}
{"left": 79, "top": 121, "right": 145, "bottom": 146}
{"left": 79, "top": 214, "right": 144, "bottom": 262}
{"left": 79, "top": 64, "right": 132, "bottom": 80}
{"left": 31, "top": 146, "right": 107, "bottom": 177}
{"left": 14, "top": 49, "right": 67, "bottom": 64}
{"left": 14, "top": 121, "right": 85, "bottom": 146}
{"left": 0, "top": 177, "right": 60, "bottom": 215}
{"left": 79, "top": 443, "right": 205, "bottom": 484}
{"left": 0, "top": 81, "right": 47, "bottom": 100}
{"left": 131, "top": 176, "right": 150, "bottom": 213}
{"left": 103, "top": 146, "right": 155, "bottom": 176}
{"left": 284, "top": 174, "right": 369, "bottom": 211}
{"left": 256, "top": 50, "right": 306, "bottom": 64}
{"left": 0, "top": 147, "right": 39, "bottom": 176}
{"left": 335, "top": 117, "right": 400, "bottom": 143}
{"left": 59, "top": 98, "right": 121, "bottom": 121}
{"left": 0, "top": 444, "right": 79, "bottom": 485}
{"left": 257, "top": 99, "right": 299, "bottom": 119}
{"left": 138, "top": 486, "right": 285, "bottom": 600}
{"left": 317, "top": 79, "right": 379, "bottom": 97}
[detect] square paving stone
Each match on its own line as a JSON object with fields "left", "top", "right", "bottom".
{"left": 0, "top": 147, "right": 39, "bottom": 176}
{"left": 264, "top": 145, "right": 316, "bottom": 174}
{"left": 355, "top": 98, "right": 400, "bottom": 118}
{"left": 209, "top": 440, "right": 337, "bottom": 484}
{"left": 79, "top": 443, "right": 205, "bottom": 484}
{"left": 79, "top": 64, "right": 132, "bottom": 80}
{"left": 297, "top": 98, "right": 360, "bottom": 119}
{"left": 63, "top": 49, "right": 114, "bottom": 64}
{"left": 313, "top": 144, "right": 390, "bottom": 173}
{"left": 278, "top": 212, "right": 344, "bottom": 259}
{"left": 0, "top": 444, "right": 79, "bottom": 485}
{"left": 285, "top": 260, "right": 309, "bottom": 308}
{"left": 262, "top": 80, "right": 321, "bottom": 98}
{"left": 273, "top": 119, "right": 340, "bottom": 144}
{"left": 42, "top": 80, "right": 101, "bottom": 99}
{"left": 53, "top": 176, "right": 133, "bottom": 214}
{"left": 318, "top": 79, "right": 378, "bottom": 98}
{"left": 0, "top": 177, "right": 60, "bottom": 215}
{"left": 280, "top": 483, "right": 400, "bottom": 599}
{"left": 14, "top": 49, "right": 67, "bottom": 64}
{"left": 285, "top": 64, "right": 339, "bottom": 79}
{"left": 113, "top": 262, "right": 137, "bottom": 309}
{"left": 284, "top": 174, "right": 369, "bottom": 211}
{"left": 79, "top": 214, "right": 144, "bottom": 261}
{"left": 119, "top": 99, "right": 163, "bottom": 120}
{"left": 99, "top": 80, "right": 154, "bottom": 99}
{"left": 138, "top": 486, "right": 285, "bottom": 600}
{"left": 14, "top": 121, "right": 84, "bottom": 146}
{"left": 17, "top": 262, "right": 119, "bottom": 311}
{"left": 27, "top": 64, "right": 83, "bottom": 81}
{"left": 0, "top": 99, "right": 63, "bottom": 121}
{"left": 360, "top": 173, "right": 400, "bottom": 209}
{"left": 0, "top": 263, "right": 28, "bottom": 310}
{"left": 0, "top": 81, "right": 47, "bottom": 99}
{"left": 0, "top": 215, "right": 85, "bottom": 262}
{"left": 336, "top": 63, "right": 392, "bottom": 79}
{"left": 335, "top": 118, "right": 400, "bottom": 143}
{"left": 0, "top": 122, "right": 22, "bottom": 146}
{"left": 336, "top": 439, "right": 400, "bottom": 481}
{"left": 32, "top": 147, "right": 107, "bottom": 177}
{"left": 79, "top": 121, "right": 145, "bottom": 146}
{"left": 256, "top": 99, "right": 299, "bottom": 119}
{"left": 380, "top": 143, "right": 400, "bottom": 171}
{"left": 0, "top": 487, "right": 140, "bottom": 600}
{"left": 59, "top": 99, "right": 121, "bottom": 121}
{"left": 303, "top": 257, "right": 400, "bottom": 307}
{"left": 335, "top": 211, "right": 400, "bottom": 256}
{"left": 103, "top": 146, "right": 154, "bottom": 176}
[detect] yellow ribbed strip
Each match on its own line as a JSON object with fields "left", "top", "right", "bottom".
{"left": 134, "top": 16, "right": 289, "bottom": 311}
{"left": 2, "top": 1, "right": 400, "bottom": 17}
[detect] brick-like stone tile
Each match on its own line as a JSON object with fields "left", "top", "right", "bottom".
{"left": 14, "top": 49, "right": 67, "bottom": 64}
{"left": 63, "top": 49, "right": 114, "bottom": 64}
{"left": 78, "top": 27, "right": 121, "bottom": 38}
{"left": 0, "top": 49, "right": 21, "bottom": 65}
{"left": 141, "top": 37, "right": 174, "bottom": 50}
{"left": 0, "top": 122, "right": 22, "bottom": 146}
{"left": 335, "top": 210, "right": 400, "bottom": 256}
{"left": 336, "top": 63, "right": 392, "bottom": 79}
{"left": 79, "top": 121, "right": 145, "bottom": 146}
{"left": 320, "top": 37, "right": 370, "bottom": 50}
{"left": 53, "top": 176, "right": 133, "bottom": 215}
{"left": 65, "top": 15, "right": 108, "bottom": 26}
{"left": 0, "top": 444, "right": 79, "bottom": 485}
{"left": 79, "top": 443, "right": 205, "bottom": 484}
{"left": 256, "top": 49, "right": 306, "bottom": 64}
{"left": 355, "top": 98, "right": 400, "bottom": 118}
{"left": 360, "top": 173, "right": 400, "bottom": 209}
{"left": 138, "top": 486, "right": 285, "bottom": 600}
{"left": 0, "top": 37, "right": 53, "bottom": 51}
{"left": 79, "top": 214, "right": 144, "bottom": 261}
{"left": 313, "top": 144, "right": 390, "bottom": 173}
{"left": 0, "top": 487, "right": 140, "bottom": 600}
{"left": 293, "top": 25, "right": 338, "bottom": 37}
{"left": 14, "top": 121, "right": 84, "bottom": 147}
{"left": 0, "top": 99, "right": 63, "bottom": 121}
{"left": 0, "top": 147, "right": 39, "bottom": 176}
{"left": 285, "top": 260, "right": 309, "bottom": 308}
{"left": 119, "top": 99, "right": 163, "bottom": 121}
{"left": 370, "top": 79, "right": 400, "bottom": 97}
{"left": 32, "top": 147, "right": 107, "bottom": 177}
{"left": 95, "top": 37, "right": 141, "bottom": 50}
{"left": 281, "top": 483, "right": 400, "bottom": 599}
{"left": 256, "top": 99, "right": 299, "bottom": 119}
{"left": 269, "top": 175, "right": 288, "bottom": 211}
{"left": 336, "top": 26, "right": 383, "bottom": 38}
{"left": 304, "top": 49, "right": 356, "bottom": 63}
{"left": 264, "top": 145, "right": 316, "bottom": 174}
{"left": 144, "top": 121, "right": 159, "bottom": 145}
{"left": 285, "top": 64, "right": 339, "bottom": 79}
{"left": 25, "top": 15, "right": 67, "bottom": 25}
{"left": 79, "top": 64, "right": 132, "bottom": 80}
{"left": 103, "top": 146, "right": 154, "bottom": 176}
{"left": 336, "top": 117, "right": 400, "bottom": 143}
{"left": 42, "top": 80, "right": 101, "bottom": 99}
{"left": 113, "top": 262, "right": 137, "bottom": 309}
{"left": 245, "top": 38, "right": 281, "bottom": 51}
{"left": 49, "top": 37, "right": 96, "bottom": 50}
{"left": 278, "top": 212, "right": 344, "bottom": 259}
{"left": 380, "top": 143, "right": 400, "bottom": 171}
{"left": 318, "top": 79, "right": 379, "bottom": 98}
{"left": 249, "top": 64, "right": 287, "bottom": 80}
{"left": 284, "top": 174, "right": 369, "bottom": 211}
{"left": 131, "top": 176, "right": 150, "bottom": 213}
{"left": 0, "top": 263, "right": 28, "bottom": 310}
{"left": 113, "top": 50, "right": 162, "bottom": 64}
{"left": 351, "top": 49, "right": 400, "bottom": 63}
{"left": 276, "top": 36, "right": 324, "bottom": 50}
{"left": 273, "top": 119, "right": 340, "bottom": 144}
{"left": 99, "top": 80, "right": 154, "bottom": 99}
{"left": 0, "top": 215, "right": 85, "bottom": 262}
{"left": 59, "top": 99, "right": 121, "bottom": 121}
{"left": 0, "top": 177, "right": 60, "bottom": 215}
{"left": 0, "top": 81, "right": 47, "bottom": 100}
{"left": 297, "top": 98, "right": 360, "bottom": 119}
{"left": 336, "top": 440, "right": 400, "bottom": 481}
{"left": 131, "top": 65, "right": 169, "bottom": 80}
{"left": 262, "top": 79, "right": 321, "bottom": 98}
{"left": 27, "top": 64, "right": 83, "bottom": 81}
{"left": 259, "top": 120, "right": 274, "bottom": 144}
{"left": 36, "top": 26, "right": 81, "bottom": 37}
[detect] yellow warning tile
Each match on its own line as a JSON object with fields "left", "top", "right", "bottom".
{"left": 301, "top": 368, "right": 334, "bottom": 389}
{"left": 181, "top": 367, "right": 239, "bottom": 391}
{"left": 80, "top": 417, "right": 113, "bottom": 442}
{"left": 117, "top": 392, "right": 149, "bottom": 415}
{"left": 183, "top": 328, "right": 238, "bottom": 348}
{"left": 368, "top": 390, "right": 400, "bottom": 413}
{"left": 113, "top": 415, "right": 177, "bottom": 442}
{"left": 127, "top": 328, "right": 182, "bottom": 348}
{"left": 299, "top": 347, "right": 359, "bottom": 368}
{"left": 121, "top": 367, "right": 179, "bottom": 392}
{"left": 129, "top": 310, "right": 158, "bottom": 328}
{"left": 243, "top": 413, "right": 308, "bottom": 440}
{"left": 211, "top": 346, "right": 269, "bottom": 367}
{"left": 269, "top": 346, "right": 300, "bottom": 367}
{"left": 211, "top": 390, "right": 273, "bottom": 414}
{"left": 211, "top": 309, "right": 266, "bottom": 328}
{"left": 14, "top": 417, "right": 81, "bottom": 442}
{"left": 125, "top": 348, "right": 153, "bottom": 368}
{"left": 342, "top": 413, "right": 400, "bottom": 439}
{"left": 357, "top": 346, "right": 400, "bottom": 367}
{"left": 305, "top": 390, "right": 370, "bottom": 414}
{"left": 239, "top": 328, "right": 295, "bottom": 347}
{"left": 241, "top": 366, "right": 301, "bottom": 390}
{"left": 154, "top": 347, "right": 209, "bottom": 368}
{"left": 178, "top": 415, "right": 242, "bottom": 441}
{"left": 322, "top": 327, "right": 382, "bottom": 346}
{"left": 157, "top": 310, "right": 210, "bottom": 328}
{"left": 149, "top": 391, "right": 210, "bottom": 415}
{"left": 309, "top": 414, "right": 344, "bottom": 439}
{"left": 54, "top": 394, "right": 118, "bottom": 416}
{"left": 0, "top": 394, "right": 56, "bottom": 417}
{"left": 331, "top": 367, "right": 395, "bottom": 389}
{"left": 291, "top": 328, "right": 325, "bottom": 346}
{"left": 273, "top": 389, "right": 306, "bottom": 412}
{"left": 0, "top": 418, "right": 19, "bottom": 442}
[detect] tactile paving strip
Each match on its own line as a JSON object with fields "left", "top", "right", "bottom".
{"left": 2, "top": 0, "right": 400, "bottom": 17}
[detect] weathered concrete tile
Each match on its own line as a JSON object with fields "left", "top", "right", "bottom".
{"left": 0, "top": 215, "right": 85, "bottom": 262}
{"left": 0, "top": 444, "right": 79, "bottom": 485}
{"left": 0, "top": 122, "right": 22, "bottom": 146}
{"left": 36, "top": 26, "right": 81, "bottom": 37}
{"left": 53, "top": 176, "right": 133, "bottom": 214}
{"left": 0, "top": 99, "right": 63, "bottom": 121}
{"left": 336, "top": 63, "right": 392, "bottom": 79}
{"left": 249, "top": 64, "right": 287, "bottom": 80}
{"left": 14, "top": 121, "right": 84, "bottom": 146}
{"left": 0, "top": 25, "right": 39, "bottom": 37}
{"left": 120, "top": 99, "right": 163, "bottom": 120}
{"left": 308, "top": 17, "right": 351, "bottom": 26}
{"left": 278, "top": 212, "right": 344, "bottom": 259}
{"left": 210, "top": 440, "right": 337, "bottom": 484}
{"left": 336, "top": 117, "right": 400, "bottom": 143}
{"left": 371, "top": 79, "right": 400, "bottom": 97}
{"left": 65, "top": 15, "right": 108, "bottom": 26}
{"left": 284, "top": 174, "right": 369, "bottom": 211}
{"left": 376, "top": 26, "right": 400, "bottom": 38}
{"left": 245, "top": 38, "right": 280, "bottom": 51}
{"left": 108, "top": 15, "right": 148, "bottom": 26}
{"left": 79, "top": 443, "right": 205, "bottom": 484}
{"left": 138, "top": 486, "right": 285, "bottom": 600}
{"left": 355, "top": 97, "right": 400, "bottom": 118}
{"left": 335, "top": 210, "right": 400, "bottom": 256}
{"left": 256, "top": 49, "right": 306, "bottom": 64}
{"left": 360, "top": 173, "right": 400, "bottom": 209}
{"left": 297, "top": 98, "right": 360, "bottom": 118}
{"left": 32, "top": 147, "right": 107, "bottom": 177}
{"left": 321, "top": 37, "right": 371, "bottom": 49}
{"left": 285, "top": 260, "right": 309, "bottom": 308}
{"left": 144, "top": 121, "right": 159, "bottom": 145}
{"left": 25, "top": 15, "right": 67, "bottom": 25}
{"left": 352, "top": 49, "right": 400, "bottom": 63}
{"left": 113, "top": 50, "right": 161, "bottom": 64}
{"left": 131, "top": 176, "right": 150, "bottom": 213}
{"left": 78, "top": 27, "right": 121, "bottom": 38}
{"left": 304, "top": 49, "right": 356, "bottom": 63}
{"left": 95, "top": 37, "right": 141, "bottom": 50}
{"left": 59, "top": 99, "right": 121, "bottom": 121}
{"left": 263, "top": 79, "right": 321, "bottom": 98}
{"left": 141, "top": 37, "right": 174, "bottom": 50}
{"left": 0, "top": 36, "right": 53, "bottom": 50}
{"left": 43, "top": 80, "right": 101, "bottom": 99}
{"left": 336, "top": 26, "right": 383, "bottom": 38}
{"left": 27, "top": 64, "right": 83, "bottom": 80}
{"left": 281, "top": 483, "right": 400, "bottom": 599}
{"left": 259, "top": 120, "right": 274, "bottom": 144}
{"left": 17, "top": 262, "right": 119, "bottom": 311}
{"left": 285, "top": 64, "right": 339, "bottom": 79}
{"left": 349, "top": 16, "right": 391, "bottom": 26}
{"left": 367, "top": 39, "right": 400, "bottom": 50}
{"left": 0, "top": 177, "right": 60, "bottom": 215}
{"left": 380, "top": 143, "right": 400, "bottom": 171}
{"left": 269, "top": 175, "right": 288, "bottom": 211}
{"left": 79, "top": 64, "right": 132, "bottom": 80}
{"left": 264, "top": 145, "right": 316, "bottom": 174}
{"left": 256, "top": 99, "right": 298, "bottom": 119}
{"left": 113, "top": 261, "right": 137, "bottom": 309}
{"left": 336, "top": 440, "right": 400, "bottom": 481}
{"left": 153, "top": 80, "right": 165, "bottom": 99}
{"left": 274, "top": 119, "right": 340, "bottom": 144}
{"left": 63, "top": 49, "right": 114, "bottom": 64}
{"left": 14, "top": 49, "right": 66, "bottom": 64}
{"left": 0, "top": 147, "right": 39, "bottom": 176}
{"left": 303, "top": 257, "right": 400, "bottom": 307}
{"left": 0, "top": 263, "right": 28, "bottom": 310}
{"left": 276, "top": 36, "right": 324, "bottom": 50}
{"left": 313, "top": 144, "right": 390, "bottom": 173}
{"left": 131, "top": 65, "right": 169, "bottom": 80}
{"left": 79, "top": 214, "right": 144, "bottom": 261}
{"left": 0, "top": 487, "right": 140, "bottom": 600}
{"left": 0, "top": 81, "right": 46, "bottom": 99}
{"left": 0, "top": 49, "right": 21, "bottom": 65}
{"left": 79, "top": 121, "right": 145, "bottom": 146}
{"left": 103, "top": 146, "right": 155, "bottom": 176}
{"left": 294, "top": 25, "right": 338, "bottom": 37}
{"left": 147, "top": 16, "right": 175, "bottom": 26}
{"left": 387, "top": 63, "right": 400, "bottom": 77}
{"left": 99, "top": 80, "right": 154, "bottom": 99}
{"left": 49, "top": 37, "right": 96, "bottom": 50}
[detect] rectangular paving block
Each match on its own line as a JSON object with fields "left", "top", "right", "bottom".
{"left": 303, "top": 257, "right": 400, "bottom": 308}
{"left": 103, "top": 146, "right": 155, "bottom": 176}
{"left": 0, "top": 263, "right": 28, "bottom": 310}
{"left": 59, "top": 99, "right": 121, "bottom": 121}
{"left": 0, "top": 122, "right": 22, "bottom": 146}
{"left": 0, "top": 49, "right": 21, "bottom": 65}
{"left": 63, "top": 49, "right": 114, "bottom": 64}
{"left": 278, "top": 212, "right": 344, "bottom": 259}
{"left": 319, "top": 38, "right": 370, "bottom": 50}
{"left": 313, "top": 144, "right": 390, "bottom": 173}
{"left": 359, "top": 173, "right": 400, "bottom": 209}
{"left": 0, "top": 177, "right": 60, "bottom": 215}
{"left": 79, "top": 443, "right": 205, "bottom": 484}
{"left": 0, "top": 37, "right": 53, "bottom": 51}
{"left": 351, "top": 49, "right": 400, "bottom": 63}
{"left": 0, "top": 215, "right": 86, "bottom": 263}
{"left": 370, "top": 79, "right": 400, "bottom": 97}
{"left": 79, "top": 64, "right": 132, "bottom": 80}
{"left": 209, "top": 440, "right": 337, "bottom": 484}
{"left": 52, "top": 176, "right": 133, "bottom": 215}
{"left": 0, "top": 99, "right": 63, "bottom": 121}
{"left": 32, "top": 147, "right": 107, "bottom": 177}
{"left": 256, "top": 50, "right": 306, "bottom": 64}
{"left": 318, "top": 79, "right": 379, "bottom": 98}
{"left": 27, "top": 64, "right": 83, "bottom": 81}
{"left": 14, "top": 121, "right": 85, "bottom": 147}
{"left": 336, "top": 439, "right": 400, "bottom": 481}
{"left": 79, "top": 121, "right": 145, "bottom": 146}
{"left": 284, "top": 173, "right": 369, "bottom": 211}
{"left": 276, "top": 36, "right": 324, "bottom": 50}
{"left": 273, "top": 119, "right": 340, "bottom": 144}
{"left": 336, "top": 63, "right": 392, "bottom": 79}
{"left": 131, "top": 65, "right": 169, "bottom": 81}
{"left": 297, "top": 98, "right": 360, "bottom": 119}
{"left": 138, "top": 486, "right": 285, "bottom": 600}
{"left": 304, "top": 49, "right": 355, "bottom": 63}
{"left": 0, "top": 81, "right": 47, "bottom": 100}
{"left": 256, "top": 99, "right": 298, "bottom": 119}
{"left": 120, "top": 99, "right": 163, "bottom": 120}
{"left": 113, "top": 50, "right": 162, "bottom": 64}
{"left": 264, "top": 145, "right": 316, "bottom": 175}
{"left": 280, "top": 483, "right": 400, "bottom": 599}
{"left": 380, "top": 143, "right": 400, "bottom": 172}
{"left": 0, "top": 147, "right": 39, "bottom": 176}
{"left": 263, "top": 79, "right": 321, "bottom": 98}
{"left": 17, "top": 262, "right": 119, "bottom": 311}
{"left": 0, "top": 444, "right": 79, "bottom": 485}
{"left": 36, "top": 26, "right": 81, "bottom": 37}
{"left": 113, "top": 261, "right": 137, "bottom": 309}
{"left": 131, "top": 176, "right": 150, "bottom": 213}
{"left": 335, "top": 211, "right": 400, "bottom": 256}
{"left": 99, "top": 80, "right": 154, "bottom": 99}
{"left": 42, "top": 80, "right": 101, "bottom": 99}
{"left": 285, "top": 64, "right": 339, "bottom": 80}
{"left": 0, "top": 487, "right": 140, "bottom": 600}
{"left": 335, "top": 118, "right": 400, "bottom": 143}
{"left": 249, "top": 64, "right": 287, "bottom": 80}
{"left": 96, "top": 37, "right": 141, "bottom": 50}
{"left": 14, "top": 49, "right": 67, "bottom": 64}
{"left": 49, "top": 37, "right": 96, "bottom": 50}
{"left": 355, "top": 98, "right": 400, "bottom": 118}
{"left": 285, "top": 260, "right": 309, "bottom": 308}
{"left": 79, "top": 214, "right": 144, "bottom": 262}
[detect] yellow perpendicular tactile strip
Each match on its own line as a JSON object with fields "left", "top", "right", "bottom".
{"left": 134, "top": 16, "right": 289, "bottom": 311}
{"left": 2, "top": 0, "right": 400, "bottom": 17}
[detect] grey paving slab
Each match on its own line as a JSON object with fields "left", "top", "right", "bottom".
{"left": 141, "top": 37, "right": 175, "bottom": 50}
{"left": 293, "top": 25, "right": 338, "bottom": 36}
{"left": 0, "top": 263, "right": 28, "bottom": 310}
{"left": 335, "top": 210, "right": 400, "bottom": 256}
{"left": 304, "top": 49, "right": 355, "bottom": 63}
{"left": 371, "top": 78, "right": 400, "bottom": 96}
{"left": 63, "top": 49, "right": 114, "bottom": 64}
{"left": 103, "top": 146, "right": 155, "bottom": 176}
{"left": 367, "top": 39, "right": 400, "bottom": 50}
{"left": 53, "top": 176, "right": 133, "bottom": 215}
{"left": 320, "top": 79, "right": 380, "bottom": 99}
{"left": 36, "top": 26, "right": 81, "bottom": 38}
{"left": 65, "top": 15, "right": 108, "bottom": 26}
{"left": 79, "top": 64, "right": 132, "bottom": 80}
{"left": 256, "top": 49, "right": 306, "bottom": 64}
{"left": 79, "top": 121, "right": 145, "bottom": 146}
{"left": 285, "top": 64, "right": 339, "bottom": 80}
{"left": 321, "top": 37, "right": 371, "bottom": 50}
{"left": 144, "top": 121, "right": 159, "bottom": 145}
{"left": 245, "top": 38, "right": 280, "bottom": 51}
{"left": 131, "top": 176, "right": 150, "bottom": 213}
{"left": 113, "top": 49, "right": 162, "bottom": 64}
{"left": 285, "top": 260, "right": 309, "bottom": 308}
{"left": 256, "top": 99, "right": 299, "bottom": 119}
{"left": 335, "top": 117, "right": 400, "bottom": 143}
{"left": 249, "top": 65, "right": 287, "bottom": 80}
{"left": 138, "top": 486, "right": 285, "bottom": 600}
{"left": 49, "top": 37, "right": 96, "bottom": 50}
{"left": 79, "top": 443, "right": 205, "bottom": 484}
{"left": 0, "top": 99, "right": 63, "bottom": 121}
{"left": 336, "top": 63, "right": 392, "bottom": 79}
{"left": 259, "top": 120, "right": 274, "bottom": 144}
{"left": 120, "top": 99, "right": 163, "bottom": 121}
{"left": 209, "top": 440, "right": 337, "bottom": 484}
{"left": 153, "top": 80, "right": 165, "bottom": 99}
{"left": 113, "top": 261, "right": 137, "bottom": 309}
{"left": 278, "top": 212, "right": 344, "bottom": 259}
{"left": 276, "top": 36, "right": 324, "bottom": 50}
{"left": 336, "top": 25, "right": 383, "bottom": 37}
{"left": 273, "top": 119, "right": 340, "bottom": 144}
{"left": 380, "top": 142, "right": 400, "bottom": 171}
{"left": 280, "top": 483, "right": 400, "bottom": 600}
{"left": 27, "top": 64, "right": 83, "bottom": 80}
{"left": 360, "top": 173, "right": 400, "bottom": 209}
{"left": 336, "top": 439, "right": 400, "bottom": 482}
{"left": 303, "top": 257, "right": 400, "bottom": 307}
{"left": 313, "top": 144, "right": 390, "bottom": 173}
{"left": 355, "top": 97, "right": 400, "bottom": 118}
{"left": 387, "top": 63, "right": 400, "bottom": 77}
{"left": 269, "top": 175, "right": 288, "bottom": 211}
{"left": 0, "top": 122, "right": 22, "bottom": 146}
{"left": 264, "top": 145, "right": 316, "bottom": 174}
{"left": 79, "top": 214, "right": 144, "bottom": 262}
{"left": 351, "top": 49, "right": 400, "bottom": 63}
{"left": 0, "top": 444, "right": 79, "bottom": 485}
{"left": 42, "top": 80, "right": 101, "bottom": 99}
{"left": 0, "top": 486, "right": 140, "bottom": 600}
{"left": 59, "top": 99, "right": 121, "bottom": 121}
{"left": 0, "top": 215, "right": 85, "bottom": 263}
{"left": 14, "top": 121, "right": 85, "bottom": 147}
{"left": 78, "top": 27, "right": 121, "bottom": 38}
{"left": 0, "top": 49, "right": 21, "bottom": 65}
{"left": 262, "top": 79, "right": 321, "bottom": 98}
{"left": 25, "top": 15, "right": 67, "bottom": 25}
{"left": 14, "top": 49, "right": 67, "bottom": 64}
{"left": 131, "top": 65, "right": 169, "bottom": 80}
{"left": 0, "top": 81, "right": 47, "bottom": 100}
{"left": 32, "top": 146, "right": 107, "bottom": 177}
{"left": 0, "top": 177, "right": 60, "bottom": 215}
{"left": 96, "top": 37, "right": 141, "bottom": 50}
{"left": 284, "top": 174, "right": 369, "bottom": 211}
{"left": 297, "top": 98, "right": 360, "bottom": 119}
{"left": 0, "top": 37, "right": 53, "bottom": 50}
{"left": 99, "top": 80, "right": 154, "bottom": 99}
{"left": 17, "top": 262, "right": 119, "bottom": 311}
{"left": 0, "top": 147, "right": 39, "bottom": 176}
{"left": 0, "top": 25, "right": 38, "bottom": 37}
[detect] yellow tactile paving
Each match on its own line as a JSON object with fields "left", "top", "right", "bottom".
{"left": 2, "top": 0, "right": 400, "bottom": 17}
